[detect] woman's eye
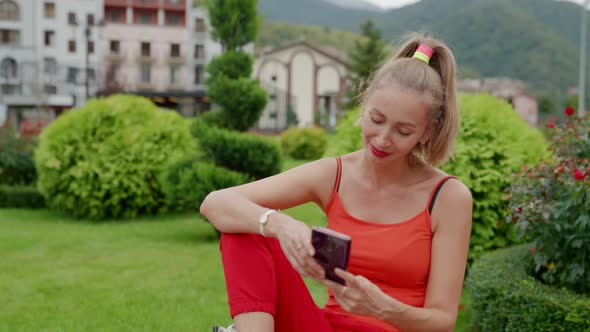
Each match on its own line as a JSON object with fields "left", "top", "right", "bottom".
{"left": 398, "top": 130, "right": 411, "bottom": 136}
{"left": 371, "top": 118, "right": 383, "bottom": 124}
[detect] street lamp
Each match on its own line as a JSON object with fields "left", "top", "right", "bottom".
{"left": 579, "top": 0, "right": 589, "bottom": 117}
{"left": 71, "top": 17, "right": 103, "bottom": 101}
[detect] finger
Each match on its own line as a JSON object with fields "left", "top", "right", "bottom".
{"left": 334, "top": 268, "right": 357, "bottom": 285}
{"left": 304, "top": 256, "right": 325, "bottom": 277}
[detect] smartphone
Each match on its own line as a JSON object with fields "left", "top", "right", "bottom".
{"left": 311, "top": 226, "right": 352, "bottom": 285}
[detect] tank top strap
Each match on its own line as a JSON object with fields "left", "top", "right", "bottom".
{"left": 332, "top": 157, "right": 342, "bottom": 194}
{"left": 427, "top": 175, "right": 458, "bottom": 215}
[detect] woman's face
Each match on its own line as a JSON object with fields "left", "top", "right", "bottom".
{"left": 361, "top": 85, "right": 432, "bottom": 162}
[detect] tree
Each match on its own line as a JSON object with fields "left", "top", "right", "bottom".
{"left": 206, "top": 0, "right": 259, "bottom": 52}
{"left": 346, "top": 20, "right": 388, "bottom": 108}
{"left": 205, "top": 0, "right": 267, "bottom": 131}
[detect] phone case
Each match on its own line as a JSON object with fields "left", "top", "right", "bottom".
{"left": 311, "top": 226, "right": 352, "bottom": 285}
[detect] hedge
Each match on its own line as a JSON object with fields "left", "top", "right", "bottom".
{"left": 0, "top": 185, "right": 46, "bottom": 209}
{"left": 467, "top": 244, "right": 590, "bottom": 331}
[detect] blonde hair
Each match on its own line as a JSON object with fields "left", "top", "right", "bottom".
{"left": 360, "top": 32, "right": 460, "bottom": 166}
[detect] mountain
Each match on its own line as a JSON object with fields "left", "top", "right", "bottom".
{"left": 257, "top": 0, "right": 590, "bottom": 98}
{"left": 257, "top": 0, "right": 385, "bottom": 32}
{"left": 321, "top": 0, "right": 386, "bottom": 12}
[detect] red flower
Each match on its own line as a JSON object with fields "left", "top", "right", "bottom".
{"left": 564, "top": 107, "right": 575, "bottom": 116}
{"left": 529, "top": 247, "right": 536, "bottom": 253}
{"left": 522, "top": 165, "right": 528, "bottom": 171}
{"left": 573, "top": 169, "right": 586, "bottom": 180}
{"left": 545, "top": 122, "right": 555, "bottom": 129}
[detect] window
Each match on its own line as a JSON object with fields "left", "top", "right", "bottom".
{"left": 66, "top": 67, "right": 78, "bottom": 83}
{"left": 0, "top": 58, "right": 17, "bottom": 79}
{"left": 87, "top": 14, "right": 94, "bottom": 26}
{"left": 170, "top": 44, "right": 180, "bottom": 57}
{"left": 43, "top": 2, "right": 55, "bottom": 18}
{"left": 44, "top": 30, "right": 55, "bottom": 47}
{"left": 165, "top": 12, "right": 182, "bottom": 26}
{"left": 68, "top": 12, "right": 76, "bottom": 25}
{"left": 110, "top": 40, "right": 120, "bottom": 54}
{"left": 195, "top": 18, "right": 206, "bottom": 32}
{"left": 136, "top": 11, "right": 152, "bottom": 25}
{"left": 44, "top": 84, "right": 57, "bottom": 94}
{"left": 0, "top": 29, "right": 19, "bottom": 45}
{"left": 43, "top": 57, "right": 57, "bottom": 75}
{"left": 88, "top": 41, "right": 94, "bottom": 54}
{"left": 194, "top": 44, "right": 204, "bottom": 59}
{"left": 140, "top": 63, "right": 151, "bottom": 83}
{"left": 194, "top": 64, "right": 204, "bottom": 84}
{"left": 87, "top": 69, "right": 95, "bottom": 82}
{"left": 1, "top": 84, "right": 18, "bottom": 95}
{"left": 68, "top": 40, "right": 76, "bottom": 53}
{"left": 106, "top": 9, "right": 124, "bottom": 23}
{"left": 141, "top": 42, "right": 150, "bottom": 57}
{"left": 0, "top": 0, "right": 19, "bottom": 20}
{"left": 170, "top": 64, "right": 180, "bottom": 84}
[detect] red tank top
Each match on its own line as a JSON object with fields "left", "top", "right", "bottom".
{"left": 322, "top": 157, "right": 456, "bottom": 332}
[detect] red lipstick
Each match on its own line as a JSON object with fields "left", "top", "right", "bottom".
{"left": 370, "top": 145, "right": 391, "bottom": 158}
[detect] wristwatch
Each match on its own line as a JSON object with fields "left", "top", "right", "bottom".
{"left": 259, "top": 209, "right": 279, "bottom": 237}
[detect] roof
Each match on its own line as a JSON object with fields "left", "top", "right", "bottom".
{"left": 258, "top": 40, "right": 349, "bottom": 68}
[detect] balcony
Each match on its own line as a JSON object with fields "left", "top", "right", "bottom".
{"left": 132, "top": 0, "right": 158, "bottom": 10}
{"left": 137, "top": 55, "right": 154, "bottom": 63}
{"left": 137, "top": 82, "right": 154, "bottom": 91}
{"left": 105, "top": 53, "right": 125, "bottom": 62}
{"left": 163, "top": 0, "right": 185, "bottom": 11}
{"left": 105, "top": 0, "right": 128, "bottom": 8}
{"left": 167, "top": 56, "right": 184, "bottom": 65}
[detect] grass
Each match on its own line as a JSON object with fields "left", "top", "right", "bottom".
{"left": 0, "top": 157, "right": 472, "bottom": 331}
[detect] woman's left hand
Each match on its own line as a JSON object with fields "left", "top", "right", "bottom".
{"left": 314, "top": 268, "right": 389, "bottom": 318}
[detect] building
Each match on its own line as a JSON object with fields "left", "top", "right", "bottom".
{"left": 457, "top": 77, "right": 539, "bottom": 127}
{"left": 254, "top": 40, "right": 349, "bottom": 131}
{"left": 102, "top": 0, "right": 221, "bottom": 116}
{"left": 0, "top": 0, "right": 103, "bottom": 130}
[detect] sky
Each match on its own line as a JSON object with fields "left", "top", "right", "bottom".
{"left": 364, "top": 0, "right": 587, "bottom": 9}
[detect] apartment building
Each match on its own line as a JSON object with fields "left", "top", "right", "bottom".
{"left": 102, "top": 0, "right": 221, "bottom": 116}
{"left": 0, "top": 0, "right": 103, "bottom": 130}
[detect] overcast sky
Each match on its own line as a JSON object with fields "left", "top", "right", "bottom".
{"left": 364, "top": 0, "right": 587, "bottom": 9}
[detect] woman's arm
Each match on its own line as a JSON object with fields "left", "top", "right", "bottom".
{"left": 199, "top": 157, "right": 335, "bottom": 236}
{"left": 323, "top": 179, "right": 472, "bottom": 332}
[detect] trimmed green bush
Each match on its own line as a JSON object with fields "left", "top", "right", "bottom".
{"left": 35, "top": 94, "right": 196, "bottom": 220}
{"left": 0, "top": 127, "right": 37, "bottom": 185}
{"left": 207, "top": 76, "right": 268, "bottom": 131}
{"left": 441, "top": 94, "right": 549, "bottom": 261}
{"left": 206, "top": 51, "right": 253, "bottom": 81}
{"left": 198, "top": 109, "right": 226, "bottom": 128}
{"left": 324, "top": 94, "right": 549, "bottom": 261}
{"left": 280, "top": 127, "right": 327, "bottom": 159}
{"left": 324, "top": 108, "right": 362, "bottom": 157}
{"left": 468, "top": 245, "right": 590, "bottom": 331}
{"left": 0, "top": 185, "right": 45, "bottom": 208}
{"left": 160, "top": 155, "right": 252, "bottom": 213}
{"left": 191, "top": 119, "right": 281, "bottom": 179}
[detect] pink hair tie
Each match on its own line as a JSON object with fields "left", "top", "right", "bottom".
{"left": 412, "top": 44, "right": 434, "bottom": 64}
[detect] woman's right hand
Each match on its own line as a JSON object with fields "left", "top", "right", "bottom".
{"left": 272, "top": 215, "right": 325, "bottom": 280}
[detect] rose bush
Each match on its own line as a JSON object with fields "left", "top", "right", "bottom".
{"left": 508, "top": 110, "right": 589, "bottom": 292}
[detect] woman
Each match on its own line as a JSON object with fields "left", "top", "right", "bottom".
{"left": 200, "top": 33, "right": 473, "bottom": 332}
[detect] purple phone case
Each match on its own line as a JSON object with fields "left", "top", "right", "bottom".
{"left": 311, "top": 227, "right": 352, "bottom": 285}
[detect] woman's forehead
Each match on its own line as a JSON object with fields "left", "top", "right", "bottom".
{"left": 366, "top": 87, "right": 430, "bottom": 123}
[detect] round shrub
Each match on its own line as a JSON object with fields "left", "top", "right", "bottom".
{"left": 35, "top": 94, "right": 196, "bottom": 220}
{"left": 206, "top": 51, "right": 253, "bottom": 81}
{"left": 191, "top": 118, "right": 282, "bottom": 179}
{"left": 160, "top": 155, "right": 252, "bottom": 213}
{"left": 441, "top": 94, "right": 548, "bottom": 261}
{"left": 467, "top": 244, "right": 590, "bottom": 331}
{"left": 280, "top": 127, "right": 327, "bottom": 159}
{"left": 324, "top": 94, "right": 549, "bottom": 261}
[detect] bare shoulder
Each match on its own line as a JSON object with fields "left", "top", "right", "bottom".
{"left": 430, "top": 177, "right": 473, "bottom": 233}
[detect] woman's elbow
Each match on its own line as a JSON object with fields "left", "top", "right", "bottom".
{"left": 199, "top": 190, "right": 221, "bottom": 218}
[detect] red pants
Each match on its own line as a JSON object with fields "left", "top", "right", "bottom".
{"left": 219, "top": 233, "right": 388, "bottom": 332}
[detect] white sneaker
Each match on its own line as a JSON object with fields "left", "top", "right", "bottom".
{"left": 212, "top": 324, "right": 236, "bottom": 332}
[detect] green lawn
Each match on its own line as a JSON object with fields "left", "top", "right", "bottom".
{"left": 0, "top": 157, "right": 471, "bottom": 331}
